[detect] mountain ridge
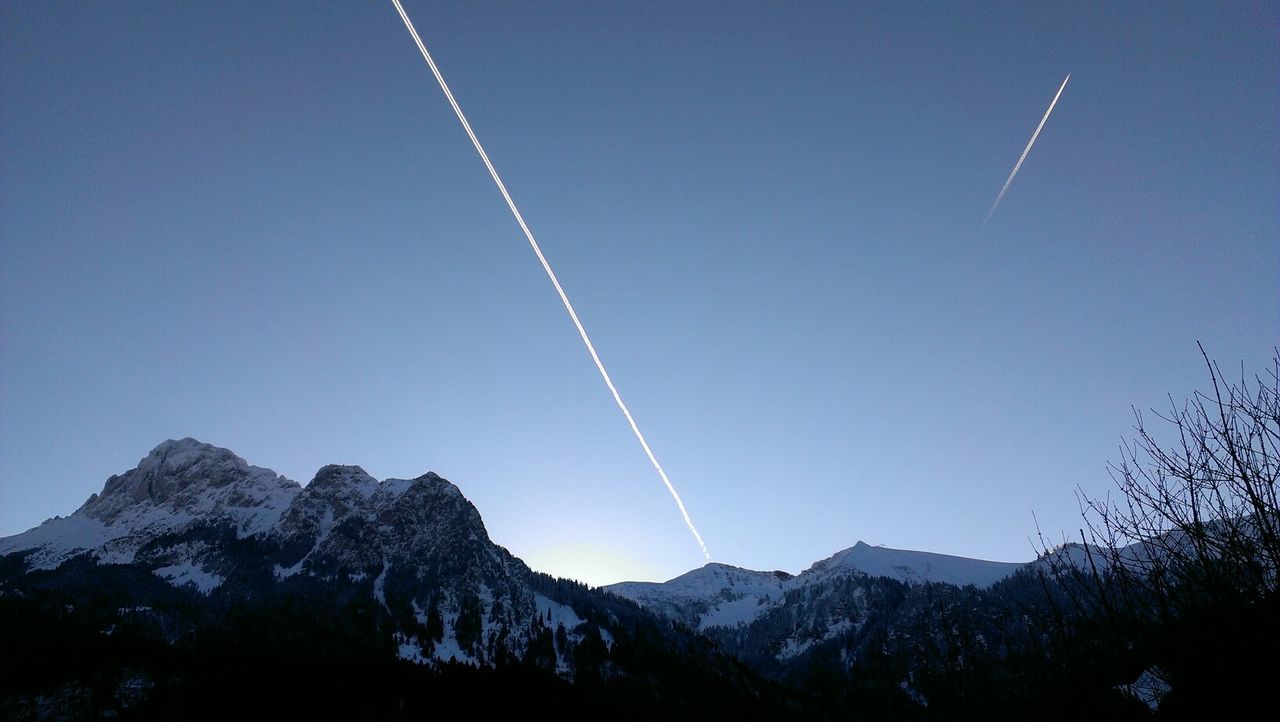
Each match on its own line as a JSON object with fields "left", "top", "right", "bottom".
{"left": 604, "top": 541, "right": 1026, "bottom": 632}
{"left": 0, "top": 437, "right": 1035, "bottom": 678}
{"left": 1, "top": 437, "right": 1201, "bottom": 719}
{"left": 2, "top": 437, "right": 819, "bottom": 719}
{"left": 1, "top": 438, "right": 551, "bottom": 668}
{"left": 3, "top": 437, "right": 1031, "bottom": 593}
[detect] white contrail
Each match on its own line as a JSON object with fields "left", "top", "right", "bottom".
{"left": 390, "top": 0, "right": 711, "bottom": 560}
{"left": 983, "top": 74, "right": 1070, "bottom": 226}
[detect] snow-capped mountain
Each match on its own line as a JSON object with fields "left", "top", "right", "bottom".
{"left": 604, "top": 541, "right": 1032, "bottom": 684}
{"left": 804, "top": 541, "right": 1024, "bottom": 587}
{"left": 0, "top": 439, "right": 600, "bottom": 669}
{"left": 1, "top": 438, "right": 1227, "bottom": 718}
{"left": 608, "top": 563, "right": 793, "bottom": 630}
{"left": 1, "top": 438, "right": 1030, "bottom": 680}
{"left": 1, "top": 438, "right": 299, "bottom": 572}
{"left": 2, "top": 438, "right": 798, "bottom": 719}
{"left": 606, "top": 541, "right": 1024, "bottom": 633}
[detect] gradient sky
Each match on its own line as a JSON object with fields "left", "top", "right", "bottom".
{"left": 2, "top": 1, "right": 1276, "bottom": 586}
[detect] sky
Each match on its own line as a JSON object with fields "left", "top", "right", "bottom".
{"left": 1, "top": 1, "right": 1276, "bottom": 587}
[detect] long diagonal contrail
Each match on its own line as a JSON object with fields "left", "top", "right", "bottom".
{"left": 983, "top": 74, "right": 1070, "bottom": 226}
{"left": 390, "top": 0, "right": 711, "bottom": 560}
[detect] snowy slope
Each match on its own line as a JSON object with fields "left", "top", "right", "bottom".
{"left": 0, "top": 438, "right": 618, "bottom": 672}
{"left": 608, "top": 563, "right": 792, "bottom": 630}
{"left": 605, "top": 542, "right": 1032, "bottom": 675}
{"left": 805, "top": 541, "right": 1024, "bottom": 588}
{"left": 607, "top": 542, "right": 1026, "bottom": 631}
{"left": 0, "top": 438, "right": 300, "bottom": 570}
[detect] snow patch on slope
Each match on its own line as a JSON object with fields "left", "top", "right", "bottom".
{"left": 432, "top": 616, "right": 475, "bottom": 666}
{"left": 535, "top": 593, "right": 584, "bottom": 630}
{"left": 153, "top": 561, "right": 223, "bottom": 594}
{"left": 777, "top": 618, "right": 854, "bottom": 660}
{"left": 0, "top": 515, "right": 120, "bottom": 570}
{"left": 394, "top": 632, "right": 429, "bottom": 664}
{"left": 376, "top": 478, "right": 415, "bottom": 500}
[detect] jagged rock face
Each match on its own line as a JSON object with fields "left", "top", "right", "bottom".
{"left": 271, "top": 466, "right": 539, "bottom": 665}
{"left": 80, "top": 438, "right": 300, "bottom": 526}
{"left": 274, "top": 465, "right": 500, "bottom": 579}
{"left": 0, "top": 439, "right": 300, "bottom": 571}
{"left": 0, "top": 439, "right": 545, "bottom": 667}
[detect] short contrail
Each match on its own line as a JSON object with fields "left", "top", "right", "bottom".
{"left": 983, "top": 74, "right": 1070, "bottom": 226}
{"left": 390, "top": 0, "right": 712, "bottom": 560}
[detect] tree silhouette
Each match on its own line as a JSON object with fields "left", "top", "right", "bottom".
{"left": 1041, "top": 344, "right": 1279, "bottom": 714}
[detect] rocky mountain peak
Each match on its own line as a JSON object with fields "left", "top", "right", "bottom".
{"left": 307, "top": 464, "right": 379, "bottom": 498}
{"left": 77, "top": 438, "right": 294, "bottom": 523}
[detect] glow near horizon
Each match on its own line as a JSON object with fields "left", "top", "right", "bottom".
{"left": 390, "top": 0, "right": 712, "bottom": 560}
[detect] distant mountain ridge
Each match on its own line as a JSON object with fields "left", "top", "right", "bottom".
{"left": 7, "top": 438, "right": 853, "bottom": 720}
{"left": 606, "top": 542, "right": 1025, "bottom": 632}
{"left": 0, "top": 437, "right": 1124, "bottom": 718}
{"left": 2, "top": 438, "right": 1032, "bottom": 675}
{"left": 4, "top": 438, "right": 1024, "bottom": 601}
{"left": 807, "top": 541, "right": 1024, "bottom": 587}
{"left": 2, "top": 438, "right": 592, "bottom": 668}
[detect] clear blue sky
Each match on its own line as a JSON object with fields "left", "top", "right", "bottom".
{"left": 2, "top": 1, "right": 1276, "bottom": 586}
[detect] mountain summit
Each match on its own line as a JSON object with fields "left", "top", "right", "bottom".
{"left": 606, "top": 541, "right": 1022, "bottom": 633}
{"left": 1, "top": 438, "right": 1199, "bottom": 718}
{"left": 2, "top": 439, "right": 299, "bottom": 571}
{"left": 804, "top": 540, "right": 1023, "bottom": 587}
{"left": 0, "top": 439, "right": 789, "bottom": 718}
{"left": 0, "top": 438, "right": 564, "bottom": 667}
